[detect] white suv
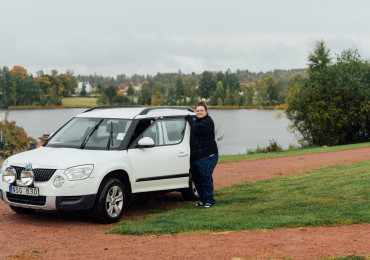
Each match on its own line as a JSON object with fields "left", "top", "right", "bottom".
{"left": 0, "top": 106, "right": 199, "bottom": 223}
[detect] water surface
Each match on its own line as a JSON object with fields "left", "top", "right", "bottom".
{"left": 1, "top": 108, "right": 300, "bottom": 155}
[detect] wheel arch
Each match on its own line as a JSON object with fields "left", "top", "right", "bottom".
{"left": 101, "top": 170, "right": 132, "bottom": 200}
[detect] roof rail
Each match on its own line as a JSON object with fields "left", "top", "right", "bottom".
{"left": 83, "top": 105, "right": 141, "bottom": 113}
{"left": 138, "top": 106, "right": 194, "bottom": 115}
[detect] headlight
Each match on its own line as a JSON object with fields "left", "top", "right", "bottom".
{"left": 20, "top": 170, "right": 34, "bottom": 186}
{"left": 3, "top": 167, "right": 16, "bottom": 184}
{"left": 64, "top": 165, "right": 94, "bottom": 181}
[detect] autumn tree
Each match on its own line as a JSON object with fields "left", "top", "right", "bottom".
{"left": 10, "top": 66, "right": 27, "bottom": 78}
{"left": 57, "top": 74, "right": 73, "bottom": 97}
{"left": 0, "top": 121, "right": 36, "bottom": 159}
{"left": 152, "top": 90, "right": 165, "bottom": 105}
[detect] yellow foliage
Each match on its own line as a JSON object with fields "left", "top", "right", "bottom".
{"left": 10, "top": 65, "right": 28, "bottom": 78}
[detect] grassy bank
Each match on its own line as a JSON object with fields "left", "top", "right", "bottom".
{"left": 62, "top": 97, "right": 98, "bottom": 107}
{"left": 219, "top": 142, "right": 370, "bottom": 163}
{"left": 111, "top": 160, "right": 370, "bottom": 235}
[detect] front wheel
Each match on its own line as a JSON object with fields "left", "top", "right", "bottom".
{"left": 181, "top": 179, "right": 200, "bottom": 201}
{"left": 92, "top": 178, "right": 127, "bottom": 223}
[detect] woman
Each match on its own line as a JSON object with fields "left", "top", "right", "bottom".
{"left": 185, "top": 101, "right": 218, "bottom": 208}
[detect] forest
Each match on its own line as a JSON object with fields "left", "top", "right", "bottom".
{"left": 0, "top": 65, "right": 307, "bottom": 108}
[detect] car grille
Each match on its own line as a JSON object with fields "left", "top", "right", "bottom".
{"left": 12, "top": 166, "right": 56, "bottom": 182}
{"left": 6, "top": 193, "right": 46, "bottom": 206}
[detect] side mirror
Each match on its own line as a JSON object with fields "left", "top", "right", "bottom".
{"left": 137, "top": 137, "right": 155, "bottom": 148}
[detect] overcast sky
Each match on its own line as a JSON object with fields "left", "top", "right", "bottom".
{"left": 1, "top": 0, "right": 370, "bottom": 77}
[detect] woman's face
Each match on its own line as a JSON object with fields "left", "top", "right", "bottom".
{"left": 195, "top": 106, "right": 207, "bottom": 119}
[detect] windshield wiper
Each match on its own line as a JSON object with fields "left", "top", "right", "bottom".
{"left": 80, "top": 119, "right": 103, "bottom": 149}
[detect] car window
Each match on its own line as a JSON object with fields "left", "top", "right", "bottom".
{"left": 46, "top": 117, "right": 132, "bottom": 150}
{"left": 161, "top": 119, "right": 185, "bottom": 145}
{"left": 142, "top": 120, "right": 163, "bottom": 145}
{"left": 140, "top": 118, "right": 185, "bottom": 146}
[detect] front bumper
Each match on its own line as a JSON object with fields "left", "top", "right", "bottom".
{"left": 0, "top": 189, "right": 96, "bottom": 210}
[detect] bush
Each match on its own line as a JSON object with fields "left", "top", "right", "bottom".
{"left": 248, "top": 139, "right": 282, "bottom": 154}
{"left": 266, "top": 139, "right": 282, "bottom": 152}
{"left": 0, "top": 121, "right": 35, "bottom": 159}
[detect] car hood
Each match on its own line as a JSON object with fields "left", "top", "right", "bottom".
{"left": 7, "top": 146, "right": 120, "bottom": 169}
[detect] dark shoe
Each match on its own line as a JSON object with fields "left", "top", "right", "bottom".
{"left": 204, "top": 203, "right": 213, "bottom": 208}
{"left": 195, "top": 202, "right": 204, "bottom": 207}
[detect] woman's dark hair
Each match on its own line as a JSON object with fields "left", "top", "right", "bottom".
{"left": 196, "top": 101, "right": 208, "bottom": 112}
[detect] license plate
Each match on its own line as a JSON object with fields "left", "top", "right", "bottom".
{"left": 9, "top": 185, "right": 39, "bottom": 196}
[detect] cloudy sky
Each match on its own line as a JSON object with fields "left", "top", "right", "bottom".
{"left": 1, "top": 0, "right": 370, "bottom": 77}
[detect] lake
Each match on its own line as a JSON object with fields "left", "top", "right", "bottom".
{"left": 0, "top": 108, "right": 300, "bottom": 155}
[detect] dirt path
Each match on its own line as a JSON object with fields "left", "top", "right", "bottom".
{"left": 0, "top": 147, "right": 369, "bottom": 259}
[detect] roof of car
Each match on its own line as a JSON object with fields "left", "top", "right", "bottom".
{"left": 76, "top": 106, "right": 195, "bottom": 119}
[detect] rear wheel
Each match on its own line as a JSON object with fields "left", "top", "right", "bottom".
{"left": 92, "top": 178, "right": 128, "bottom": 223}
{"left": 9, "top": 205, "right": 36, "bottom": 214}
{"left": 181, "top": 178, "right": 199, "bottom": 201}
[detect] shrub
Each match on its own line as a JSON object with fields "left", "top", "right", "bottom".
{"left": 266, "top": 139, "right": 282, "bottom": 152}
{"left": 0, "top": 121, "right": 36, "bottom": 159}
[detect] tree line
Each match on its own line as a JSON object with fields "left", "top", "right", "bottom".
{"left": 0, "top": 66, "right": 76, "bottom": 107}
{"left": 96, "top": 69, "right": 306, "bottom": 107}
{"left": 0, "top": 65, "right": 305, "bottom": 108}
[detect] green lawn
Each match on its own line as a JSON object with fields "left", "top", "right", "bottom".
{"left": 62, "top": 97, "right": 98, "bottom": 107}
{"left": 218, "top": 142, "right": 370, "bottom": 163}
{"left": 110, "top": 160, "right": 370, "bottom": 235}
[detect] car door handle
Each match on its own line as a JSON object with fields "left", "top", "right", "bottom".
{"left": 177, "top": 152, "right": 188, "bottom": 157}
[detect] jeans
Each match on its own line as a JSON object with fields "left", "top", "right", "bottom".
{"left": 191, "top": 153, "right": 219, "bottom": 204}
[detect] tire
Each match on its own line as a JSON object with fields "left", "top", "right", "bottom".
{"left": 92, "top": 178, "right": 127, "bottom": 224}
{"left": 181, "top": 178, "right": 200, "bottom": 201}
{"left": 9, "top": 205, "right": 36, "bottom": 214}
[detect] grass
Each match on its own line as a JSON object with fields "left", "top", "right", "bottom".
{"left": 62, "top": 97, "right": 98, "bottom": 107}
{"left": 110, "top": 160, "right": 370, "bottom": 235}
{"left": 322, "top": 255, "right": 367, "bottom": 260}
{"left": 219, "top": 142, "right": 370, "bottom": 163}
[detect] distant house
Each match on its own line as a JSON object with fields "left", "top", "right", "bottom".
{"left": 77, "top": 81, "right": 92, "bottom": 93}
{"left": 119, "top": 83, "right": 142, "bottom": 95}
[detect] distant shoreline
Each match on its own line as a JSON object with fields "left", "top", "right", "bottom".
{"left": 7, "top": 105, "right": 277, "bottom": 110}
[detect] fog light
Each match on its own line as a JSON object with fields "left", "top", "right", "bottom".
{"left": 21, "top": 170, "right": 34, "bottom": 186}
{"left": 53, "top": 176, "right": 65, "bottom": 188}
{"left": 3, "top": 167, "right": 16, "bottom": 184}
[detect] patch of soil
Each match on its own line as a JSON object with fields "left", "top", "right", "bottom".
{"left": 1, "top": 147, "right": 369, "bottom": 259}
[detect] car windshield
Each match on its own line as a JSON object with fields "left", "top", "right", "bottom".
{"left": 45, "top": 117, "right": 132, "bottom": 150}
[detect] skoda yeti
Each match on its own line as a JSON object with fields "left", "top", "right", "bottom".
{"left": 0, "top": 106, "right": 199, "bottom": 223}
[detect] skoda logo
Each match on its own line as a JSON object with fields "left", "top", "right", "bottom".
{"left": 25, "top": 163, "right": 33, "bottom": 171}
